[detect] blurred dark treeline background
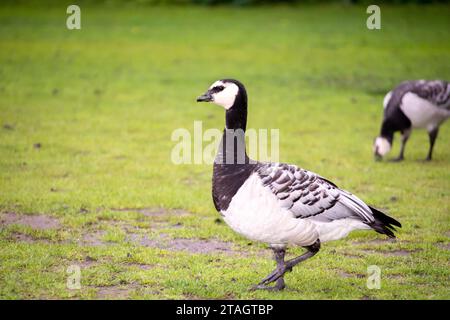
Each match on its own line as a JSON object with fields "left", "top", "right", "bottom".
{"left": 2, "top": 0, "right": 449, "bottom": 6}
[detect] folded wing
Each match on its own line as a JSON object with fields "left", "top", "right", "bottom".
{"left": 256, "top": 163, "right": 375, "bottom": 224}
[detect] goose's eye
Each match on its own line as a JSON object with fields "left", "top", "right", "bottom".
{"left": 211, "top": 86, "right": 225, "bottom": 93}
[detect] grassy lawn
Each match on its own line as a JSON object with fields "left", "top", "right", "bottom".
{"left": 0, "top": 3, "right": 449, "bottom": 299}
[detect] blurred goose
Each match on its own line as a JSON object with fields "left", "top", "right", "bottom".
{"left": 373, "top": 80, "right": 450, "bottom": 161}
{"left": 197, "top": 79, "right": 401, "bottom": 290}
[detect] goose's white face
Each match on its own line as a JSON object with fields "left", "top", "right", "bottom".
{"left": 373, "top": 136, "right": 391, "bottom": 159}
{"left": 197, "top": 80, "right": 239, "bottom": 110}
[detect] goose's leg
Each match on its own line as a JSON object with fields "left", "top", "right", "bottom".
{"left": 284, "top": 240, "right": 320, "bottom": 273}
{"left": 255, "top": 240, "right": 321, "bottom": 289}
{"left": 425, "top": 127, "right": 439, "bottom": 161}
{"left": 392, "top": 129, "right": 411, "bottom": 162}
{"left": 252, "top": 247, "right": 286, "bottom": 291}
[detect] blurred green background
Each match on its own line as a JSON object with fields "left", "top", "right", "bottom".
{"left": 0, "top": 1, "right": 449, "bottom": 299}
{"left": 2, "top": 0, "right": 450, "bottom": 5}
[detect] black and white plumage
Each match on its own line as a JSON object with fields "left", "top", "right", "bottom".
{"left": 374, "top": 80, "right": 450, "bottom": 161}
{"left": 197, "top": 79, "right": 401, "bottom": 291}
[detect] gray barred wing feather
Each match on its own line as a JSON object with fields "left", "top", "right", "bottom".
{"left": 256, "top": 163, "right": 375, "bottom": 224}
{"left": 388, "top": 80, "right": 450, "bottom": 111}
{"left": 410, "top": 80, "right": 450, "bottom": 108}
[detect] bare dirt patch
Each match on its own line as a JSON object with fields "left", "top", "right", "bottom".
{"left": 435, "top": 243, "right": 450, "bottom": 251}
{"left": 96, "top": 285, "right": 136, "bottom": 299}
{"left": 128, "top": 234, "right": 160, "bottom": 247}
{"left": 360, "top": 248, "right": 421, "bottom": 256}
{"left": 81, "top": 256, "right": 98, "bottom": 268}
{"left": 0, "top": 212, "right": 60, "bottom": 230}
{"left": 352, "top": 238, "right": 397, "bottom": 245}
{"left": 168, "top": 238, "right": 235, "bottom": 254}
{"left": 9, "top": 232, "right": 37, "bottom": 243}
{"left": 80, "top": 230, "right": 107, "bottom": 246}
{"left": 94, "top": 284, "right": 163, "bottom": 300}
{"left": 127, "top": 233, "right": 236, "bottom": 254}
{"left": 74, "top": 217, "right": 270, "bottom": 257}
{"left": 341, "top": 252, "right": 364, "bottom": 259}
{"left": 380, "top": 249, "right": 420, "bottom": 256}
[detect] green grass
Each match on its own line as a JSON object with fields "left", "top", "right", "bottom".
{"left": 0, "top": 3, "right": 449, "bottom": 299}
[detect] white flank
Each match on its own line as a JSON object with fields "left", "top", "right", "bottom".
{"left": 222, "top": 173, "right": 371, "bottom": 247}
{"left": 222, "top": 173, "right": 318, "bottom": 246}
{"left": 401, "top": 92, "right": 450, "bottom": 130}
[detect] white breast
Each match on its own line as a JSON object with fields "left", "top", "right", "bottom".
{"left": 400, "top": 92, "right": 450, "bottom": 129}
{"left": 221, "top": 173, "right": 319, "bottom": 247}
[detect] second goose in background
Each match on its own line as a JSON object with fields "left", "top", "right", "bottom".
{"left": 373, "top": 80, "right": 450, "bottom": 161}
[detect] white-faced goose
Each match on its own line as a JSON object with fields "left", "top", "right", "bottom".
{"left": 197, "top": 79, "right": 401, "bottom": 291}
{"left": 373, "top": 80, "right": 450, "bottom": 161}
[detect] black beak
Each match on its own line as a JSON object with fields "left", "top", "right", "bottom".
{"left": 197, "top": 91, "right": 213, "bottom": 102}
{"left": 374, "top": 146, "right": 382, "bottom": 161}
{"left": 374, "top": 150, "right": 382, "bottom": 162}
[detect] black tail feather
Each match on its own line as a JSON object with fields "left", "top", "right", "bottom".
{"left": 368, "top": 206, "right": 402, "bottom": 238}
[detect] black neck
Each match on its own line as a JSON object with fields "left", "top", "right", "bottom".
{"left": 215, "top": 129, "right": 249, "bottom": 165}
{"left": 225, "top": 89, "right": 247, "bottom": 131}
{"left": 380, "top": 105, "right": 411, "bottom": 143}
{"left": 380, "top": 123, "right": 394, "bottom": 144}
{"left": 216, "top": 86, "right": 249, "bottom": 165}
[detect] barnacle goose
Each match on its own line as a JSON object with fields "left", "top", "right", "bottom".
{"left": 373, "top": 80, "right": 450, "bottom": 161}
{"left": 197, "top": 79, "right": 401, "bottom": 291}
